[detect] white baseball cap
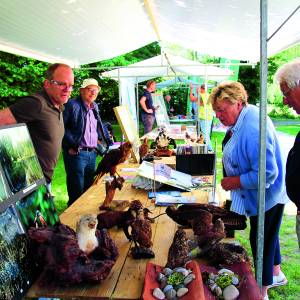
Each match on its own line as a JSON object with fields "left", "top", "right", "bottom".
{"left": 80, "top": 78, "right": 100, "bottom": 89}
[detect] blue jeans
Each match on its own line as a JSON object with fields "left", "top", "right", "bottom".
{"left": 141, "top": 114, "right": 155, "bottom": 134}
{"left": 200, "top": 119, "right": 213, "bottom": 151}
{"left": 63, "top": 150, "right": 97, "bottom": 206}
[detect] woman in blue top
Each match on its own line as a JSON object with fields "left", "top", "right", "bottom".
{"left": 209, "top": 81, "right": 288, "bottom": 300}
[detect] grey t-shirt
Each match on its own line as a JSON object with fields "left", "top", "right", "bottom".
{"left": 10, "top": 90, "right": 64, "bottom": 183}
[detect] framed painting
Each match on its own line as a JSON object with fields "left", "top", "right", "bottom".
{"left": 114, "top": 105, "right": 141, "bottom": 162}
{"left": 16, "top": 185, "right": 59, "bottom": 231}
{"left": 0, "top": 205, "right": 36, "bottom": 299}
{"left": 0, "top": 124, "right": 44, "bottom": 196}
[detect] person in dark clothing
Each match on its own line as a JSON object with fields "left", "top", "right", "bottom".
{"left": 62, "top": 78, "right": 112, "bottom": 206}
{"left": 140, "top": 80, "right": 157, "bottom": 134}
{"left": 0, "top": 63, "right": 74, "bottom": 189}
{"left": 275, "top": 58, "right": 300, "bottom": 249}
{"left": 165, "top": 94, "right": 174, "bottom": 116}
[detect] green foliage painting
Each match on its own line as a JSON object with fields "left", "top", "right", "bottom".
{"left": 0, "top": 206, "right": 35, "bottom": 300}
{"left": 0, "top": 125, "right": 43, "bottom": 194}
{"left": 16, "top": 185, "right": 59, "bottom": 230}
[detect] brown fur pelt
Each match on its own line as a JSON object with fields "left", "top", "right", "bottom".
{"left": 166, "top": 229, "right": 190, "bottom": 269}
{"left": 28, "top": 223, "right": 118, "bottom": 286}
{"left": 207, "top": 242, "right": 250, "bottom": 266}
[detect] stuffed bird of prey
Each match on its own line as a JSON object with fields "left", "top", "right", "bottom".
{"left": 139, "top": 138, "right": 149, "bottom": 164}
{"left": 93, "top": 142, "right": 132, "bottom": 185}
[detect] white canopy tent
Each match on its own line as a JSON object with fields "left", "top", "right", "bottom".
{"left": 101, "top": 54, "right": 233, "bottom": 83}
{"left": 0, "top": 0, "right": 299, "bottom": 66}
{"left": 101, "top": 54, "right": 233, "bottom": 128}
{"left": 0, "top": 0, "right": 299, "bottom": 289}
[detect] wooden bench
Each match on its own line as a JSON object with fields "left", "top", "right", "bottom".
{"left": 26, "top": 162, "right": 225, "bottom": 299}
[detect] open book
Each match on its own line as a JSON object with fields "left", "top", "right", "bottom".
{"left": 136, "top": 161, "right": 194, "bottom": 191}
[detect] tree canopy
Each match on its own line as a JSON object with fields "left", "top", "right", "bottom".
{"left": 0, "top": 42, "right": 299, "bottom": 118}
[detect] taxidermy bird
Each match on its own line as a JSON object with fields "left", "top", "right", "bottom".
{"left": 76, "top": 214, "right": 99, "bottom": 255}
{"left": 166, "top": 228, "right": 190, "bottom": 269}
{"left": 100, "top": 176, "right": 125, "bottom": 210}
{"left": 196, "top": 133, "right": 204, "bottom": 144}
{"left": 131, "top": 211, "right": 153, "bottom": 248}
{"left": 165, "top": 204, "right": 247, "bottom": 233}
{"left": 131, "top": 208, "right": 155, "bottom": 259}
{"left": 185, "top": 131, "right": 196, "bottom": 143}
{"left": 93, "top": 142, "right": 132, "bottom": 185}
{"left": 139, "top": 138, "right": 149, "bottom": 163}
{"left": 191, "top": 210, "right": 225, "bottom": 255}
{"left": 97, "top": 199, "right": 155, "bottom": 241}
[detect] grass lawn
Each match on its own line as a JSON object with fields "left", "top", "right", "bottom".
{"left": 51, "top": 124, "right": 300, "bottom": 299}
{"left": 275, "top": 125, "right": 299, "bottom": 136}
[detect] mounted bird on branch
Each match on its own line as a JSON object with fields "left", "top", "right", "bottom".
{"left": 93, "top": 142, "right": 132, "bottom": 185}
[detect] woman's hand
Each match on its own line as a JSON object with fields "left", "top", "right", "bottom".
{"left": 221, "top": 176, "right": 241, "bottom": 191}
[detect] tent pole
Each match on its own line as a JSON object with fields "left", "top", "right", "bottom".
{"left": 136, "top": 78, "right": 139, "bottom": 135}
{"left": 118, "top": 69, "right": 121, "bottom": 106}
{"left": 204, "top": 67, "right": 208, "bottom": 154}
{"left": 256, "top": 0, "right": 268, "bottom": 288}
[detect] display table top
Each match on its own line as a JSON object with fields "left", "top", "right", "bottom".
{"left": 26, "top": 162, "right": 226, "bottom": 299}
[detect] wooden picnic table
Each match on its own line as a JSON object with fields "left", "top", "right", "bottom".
{"left": 26, "top": 161, "right": 226, "bottom": 300}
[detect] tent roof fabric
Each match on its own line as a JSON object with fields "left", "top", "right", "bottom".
{"left": 0, "top": 0, "right": 299, "bottom": 66}
{"left": 101, "top": 54, "right": 233, "bottom": 83}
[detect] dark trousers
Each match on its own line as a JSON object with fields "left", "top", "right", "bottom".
{"left": 141, "top": 114, "right": 155, "bottom": 134}
{"left": 249, "top": 203, "right": 284, "bottom": 286}
{"left": 63, "top": 150, "right": 97, "bottom": 206}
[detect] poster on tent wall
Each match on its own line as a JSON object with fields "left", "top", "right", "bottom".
{"left": 16, "top": 185, "right": 59, "bottom": 231}
{"left": 113, "top": 105, "right": 141, "bottom": 163}
{"left": 120, "top": 79, "right": 138, "bottom": 131}
{"left": 0, "top": 205, "right": 36, "bottom": 300}
{"left": 152, "top": 93, "right": 170, "bottom": 128}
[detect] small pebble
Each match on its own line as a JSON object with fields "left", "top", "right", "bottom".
{"left": 165, "top": 288, "right": 176, "bottom": 299}
{"left": 215, "top": 286, "right": 222, "bottom": 297}
{"left": 209, "top": 282, "right": 217, "bottom": 291}
{"left": 223, "top": 285, "right": 239, "bottom": 300}
{"left": 177, "top": 287, "right": 189, "bottom": 297}
{"left": 160, "top": 277, "right": 168, "bottom": 290}
{"left": 157, "top": 272, "right": 166, "bottom": 282}
{"left": 174, "top": 283, "right": 185, "bottom": 291}
{"left": 153, "top": 287, "right": 165, "bottom": 300}
{"left": 173, "top": 267, "right": 189, "bottom": 277}
{"left": 163, "top": 268, "right": 173, "bottom": 276}
{"left": 184, "top": 273, "right": 195, "bottom": 285}
{"left": 218, "top": 268, "right": 234, "bottom": 275}
{"left": 163, "top": 284, "right": 173, "bottom": 294}
{"left": 231, "top": 275, "right": 239, "bottom": 285}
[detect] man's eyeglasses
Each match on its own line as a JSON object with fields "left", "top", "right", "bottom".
{"left": 50, "top": 80, "right": 74, "bottom": 91}
{"left": 86, "top": 87, "right": 100, "bottom": 94}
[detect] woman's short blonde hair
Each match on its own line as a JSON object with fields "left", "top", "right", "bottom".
{"left": 209, "top": 81, "right": 248, "bottom": 109}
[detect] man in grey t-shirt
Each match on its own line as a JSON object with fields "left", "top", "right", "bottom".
{"left": 0, "top": 63, "right": 74, "bottom": 185}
